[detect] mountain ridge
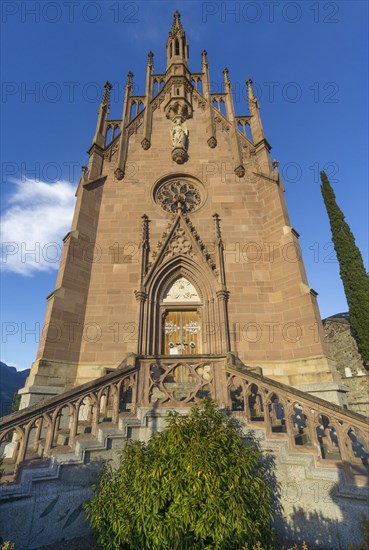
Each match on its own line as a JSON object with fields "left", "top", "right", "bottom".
{"left": 0, "top": 361, "right": 30, "bottom": 417}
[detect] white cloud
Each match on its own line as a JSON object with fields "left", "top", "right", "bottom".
{"left": 1, "top": 179, "right": 76, "bottom": 276}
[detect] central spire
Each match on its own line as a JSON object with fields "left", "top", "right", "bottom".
{"left": 169, "top": 10, "right": 184, "bottom": 37}
{"left": 166, "top": 11, "right": 189, "bottom": 71}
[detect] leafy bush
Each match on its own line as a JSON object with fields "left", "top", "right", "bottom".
{"left": 85, "top": 400, "right": 275, "bottom": 549}
{"left": 349, "top": 514, "right": 369, "bottom": 550}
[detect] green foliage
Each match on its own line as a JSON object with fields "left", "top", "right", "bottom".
{"left": 361, "top": 515, "right": 369, "bottom": 549}
{"left": 85, "top": 400, "right": 275, "bottom": 550}
{"left": 10, "top": 393, "right": 21, "bottom": 414}
{"left": 348, "top": 514, "right": 369, "bottom": 550}
{"left": 320, "top": 171, "right": 369, "bottom": 365}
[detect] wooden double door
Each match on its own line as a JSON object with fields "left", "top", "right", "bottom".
{"left": 162, "top": 310, "right": 202, "bottom": 355}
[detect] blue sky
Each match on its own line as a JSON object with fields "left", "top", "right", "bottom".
{"left": 1, "top": 0, "right": 368, "bottom": 370}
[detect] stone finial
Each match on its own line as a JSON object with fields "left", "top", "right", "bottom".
{"left": 147, "top": 51, "right": 154, "bottom": 66}
{"left": 141, "top": 214, "right": 150, "bottom": 275}
{"left": 246, "top": 78, "right": 265, "bottom": 145}
{"left": 173, "top": 10, "right": 181, "bottom": 26}
{"left": 141, "top": 214, "right": 150, "bottom": 249}
{"left": 169, "top": 10, "right": 184, "bottom": 37}
{"left": 212, "top": 213, "right": 223, "bottom": 243}
{"left": 247, "top": 78, "right": 258, "bottom": 106}
{"left": 102, "top": 81, "right": 112, "bottom": 106}
{"left": 127, "top": 71, "right": 134, "bottom": 86}
{"left": 223, "top": 68, "right": 231, "bottom": 91}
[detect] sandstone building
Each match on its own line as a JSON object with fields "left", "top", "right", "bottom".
{"left": 1, "top": 13, "right": 368, "bottom": 550}
{"left": 20, "top": 11, "right": 345, "bottom": 408}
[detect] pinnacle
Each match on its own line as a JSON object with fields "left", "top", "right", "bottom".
{"left": 246, "top": 78, "right": 257, "bottom": 103}
{"left": 147, "top": 51, "right": 154, "bottom": 67}
{"left": 169, "top": 10, "right": 184, "bottom": 37}
{"left": 101, "top": 81, "right": 112, "bottom": 105}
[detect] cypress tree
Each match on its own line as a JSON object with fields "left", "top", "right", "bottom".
{"left": 320, "top": 171, "right": 369, "bottom": 366}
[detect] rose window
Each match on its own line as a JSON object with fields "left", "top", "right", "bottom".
{"left": 157, "top": 181, "right": 201, "bottom": 213}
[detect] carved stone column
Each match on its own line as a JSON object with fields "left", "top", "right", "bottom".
{"left": 202, "top": 50, "right": 217, "bottom": 148}
{"left": 135, "top": 290, "right": 147, "bottom": 355}
{"left": 217, "top": 289, "right": 231, "bottom": 353}
{"left": 141, "top": 52, "right": 154, "bottom": 150}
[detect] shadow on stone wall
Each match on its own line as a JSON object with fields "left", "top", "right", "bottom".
{"left": 275, "top": 478, "right": 369, "bottom": 549}
{"left": 0, "top": 458, "right": 105, "bottom": 550}
{"left": 278, "top": 506, "right": 342, "bottom": 548}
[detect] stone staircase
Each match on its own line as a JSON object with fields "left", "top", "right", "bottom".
{"left": 1, "top": 354, "right": 368, "bottom": 549}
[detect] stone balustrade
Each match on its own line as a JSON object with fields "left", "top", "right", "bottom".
{"left": 226, "top": 364, "right": 369, "bottom": 484}
{"left": 0, "top": 359, "right": 138, "bottom": 481}
{"left": 0, "top": 354, "right": 368, "bottom": 484}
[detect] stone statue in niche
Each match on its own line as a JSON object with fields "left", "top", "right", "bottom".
{"left": 170, "top": 119, "right": 188, "bottom": 164}
{"left": 171, "top": 121, "right": 188, "bottom": 148}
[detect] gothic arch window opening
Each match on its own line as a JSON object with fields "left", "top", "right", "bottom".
{"left": 182, "top": 37, "right": 187, "bottom": 58}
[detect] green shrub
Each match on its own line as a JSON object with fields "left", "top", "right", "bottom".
{"left": 85, "top": 400, "right": 274, "bottom": 549}
{"left": 349, "top": 514, "right": 369, "bottom": 550}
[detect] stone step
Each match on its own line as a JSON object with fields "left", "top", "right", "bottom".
{"left": 1, "top": 408, "right": 368, "bottom": 550}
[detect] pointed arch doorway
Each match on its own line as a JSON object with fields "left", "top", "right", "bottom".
{"left": 161, "top": 277, "right": 202, "bottom": 355}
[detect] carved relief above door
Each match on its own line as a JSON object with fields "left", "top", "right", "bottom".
{"left": 162, "top": 277, "right": 199, "bottom": 302}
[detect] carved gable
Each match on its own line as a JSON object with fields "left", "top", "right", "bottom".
{"left": 144, "top": 213, "right": 218, "bottom": 285}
